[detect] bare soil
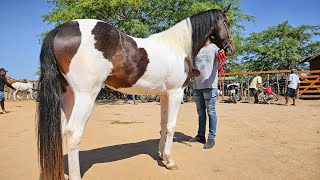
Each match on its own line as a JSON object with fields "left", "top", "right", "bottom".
{"left": 0, "top": 98, "right": 319, "bottom": 179}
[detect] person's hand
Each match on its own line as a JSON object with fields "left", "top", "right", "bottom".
{"left": 192, "top": 69, "right": 200, "bottom": 77}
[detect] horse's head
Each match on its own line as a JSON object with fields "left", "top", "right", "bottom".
{"left": 27, "top": 81, "right": 35, "bottom": 88}
{"left": 208, "top": 5, "right": 235, "bottom": 57}
{"left": 190, "top": 5, "right": 235, "bottom": 58}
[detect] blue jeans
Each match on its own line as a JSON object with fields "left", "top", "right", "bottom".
{"left": 194, "top": 88, "right": 217, "bottom": 140}
{"left": 124, "top": 94, "right": 136, "bottom": 104}
{"left": 0, "top": 91, "right": 4, "bottom": 101}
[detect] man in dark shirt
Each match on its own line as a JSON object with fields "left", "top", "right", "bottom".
{"left": 0, "top": 68, "right": 16, "bottom": 113}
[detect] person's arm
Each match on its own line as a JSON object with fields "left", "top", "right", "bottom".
{"left": 296, "top": 76, "right": 300, "bottom": 91}
{"left": 288, "top": 75, "right": 293, "bottom": 86}
{"left": 4, "top": 77, "right": 15, "bottom": 90}
{"left": 257, "top": 77, "right": 263, "bottom": 88}
{"left": 192, "top": 51, "right": 202, "bottom": 77}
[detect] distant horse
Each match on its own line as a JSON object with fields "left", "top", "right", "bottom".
{"left": 12, "top": 82, "right": 34, "bottom": 101}
{"left": 38, "top": 5, "right": 235, "bottom": 180}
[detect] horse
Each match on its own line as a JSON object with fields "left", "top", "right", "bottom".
{"left": 11, "top": 81, "right": 34, "bottom": 101}
{"left": 37, "top": 5, "right": 235, "bottom": 180}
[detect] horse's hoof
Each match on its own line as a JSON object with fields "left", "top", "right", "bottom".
{"left": 166, "top": 162, "right": 178, "bottom": 170}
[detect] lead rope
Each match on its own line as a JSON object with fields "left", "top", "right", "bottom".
{"left": 217, "top": 49, "right": 228, "bottom": 91}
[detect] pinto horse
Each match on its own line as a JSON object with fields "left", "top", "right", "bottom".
{"left": 38, "top": 5, "right": 235, "bottom": 180}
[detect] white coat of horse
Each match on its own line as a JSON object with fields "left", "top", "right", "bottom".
{"left": 37, "top": 6, "right": 235, "bottom": 180}
{"left": 12, "top": 82, "right": 34, "bottom": 101}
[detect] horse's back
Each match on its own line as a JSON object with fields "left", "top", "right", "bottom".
{"left": 12, "top": 82, "right": 32, "bottom": 90}
{"left": 51, "top": 19, "right": 187, "bottom": 95}
{"left": 52, "top": 19, "right": 152, "bottom": 92}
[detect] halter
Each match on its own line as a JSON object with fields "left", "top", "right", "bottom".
{"left": 221, "top": 20, "right": 232, "bottom": 51}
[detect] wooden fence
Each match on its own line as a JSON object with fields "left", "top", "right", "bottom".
{"left": 298, "top": 72, "right": 320, "bottom": 99}
{"left": 224, "top": 70, "right": 320, "bottom": 99}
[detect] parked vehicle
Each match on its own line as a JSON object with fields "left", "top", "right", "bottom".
{"left": 227, "top": 82, "right": 241, "bottom": 103}
{"left": 257, "top": 85, "right": 278, "bottom": 104}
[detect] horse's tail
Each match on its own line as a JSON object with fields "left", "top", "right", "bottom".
{"left": 38, "top": 27, "right": 64, "bottom": 180}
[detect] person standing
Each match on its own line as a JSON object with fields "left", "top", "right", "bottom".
{"left": 189, "top": 39, "right": 219, "bottom": 149}
{"left": 284, "top": 69, "right": 300, "bottom": 106}
{"left": 249, "top": 75, "right": 262, "bottom": 104}
{"left": 123, "top": 94, "right": 137, "bottom": 105}
{"left": 0, "top": 68, "right": 16, "bottom": 114}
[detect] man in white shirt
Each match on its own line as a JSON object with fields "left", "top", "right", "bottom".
{"left": 284, "top": 69, "right": 300, "bottom": 106}
{"left": 189, "top": 38, "right": 219, "bottom": 149}
{"left": 249, "top": 75, "right": 262, "bottom": 104}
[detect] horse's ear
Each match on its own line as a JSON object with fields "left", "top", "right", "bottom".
{"left": 220, "top": 4, "right": 231, "bottom": 14}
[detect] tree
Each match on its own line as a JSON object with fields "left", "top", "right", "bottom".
{"left": 240, "top": 22, "right": 320, "bottom": 71}
{"left": 42, "top": 0, "right": 253, "bottom": 48}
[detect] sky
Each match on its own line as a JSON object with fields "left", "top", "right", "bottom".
{"left": 0, "top": 0, "right": 319, "bottom": 80}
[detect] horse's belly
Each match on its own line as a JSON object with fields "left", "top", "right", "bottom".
{"left": 107, "top": 74, "right": 168, "bottom": 95}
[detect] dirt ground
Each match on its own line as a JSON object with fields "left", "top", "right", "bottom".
{"left": 0, "top": 98, "right": 319, "bottom": 180}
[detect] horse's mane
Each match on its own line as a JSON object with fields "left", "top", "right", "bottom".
{"left": 146, "top": 9, "right": 222, "bottom": 60}
{"left": 190, "top": 9, "right": 220, "bottom": 58}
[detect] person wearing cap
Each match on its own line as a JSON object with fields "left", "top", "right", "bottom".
{"left": 284, "top": 69, "right": 300, "bottom": 106}
{"left": 0, "top": 68, "right": 16, "bottom": 113}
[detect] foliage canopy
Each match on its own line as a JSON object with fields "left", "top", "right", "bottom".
{"left": 239, "top": 22, "right": 320, "bottom": 71}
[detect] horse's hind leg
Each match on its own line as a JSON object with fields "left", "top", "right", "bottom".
{"left": 163, "top": 89, "right": 184, "bottom": 170}
{"left": 159, "top": 95, "right": 168, "bottom": 159}
{"left": 61, "top": 85, "right": 74, "bottom": 137}
{"left": 65, "top": 87, "right": 101, "bottom": 180}
{"left": 29, "top": 90, "right": 34, "bottom": 100}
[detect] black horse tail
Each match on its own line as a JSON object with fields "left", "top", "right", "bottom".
{"left": 37, "top": 27, "right": 64, "bottom": 180}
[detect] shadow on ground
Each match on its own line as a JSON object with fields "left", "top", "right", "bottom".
{"left": 63, "top": 132, "right": 192, "bottom": 177}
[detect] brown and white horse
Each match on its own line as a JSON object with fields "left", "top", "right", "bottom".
{"left": 38, "top": 5, "right": 235, "bottom": 180}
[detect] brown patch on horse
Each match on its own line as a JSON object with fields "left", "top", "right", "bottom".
{"left": 183, "top": 56, "right": 192, "bottom": 87}
{"left": 59, "top": 73, "right": 69, "bottom": 93}
{"left": 53, "top": 21, "right": 81, "bottom": 74}
{"left": 92, "top": 22, "right": 149, "bottom": 89}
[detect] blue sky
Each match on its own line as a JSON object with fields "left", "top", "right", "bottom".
{"left": 0, "top": 0, "right": 319, "bottom": 80}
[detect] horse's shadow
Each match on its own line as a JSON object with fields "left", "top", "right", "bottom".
{"left": 63, "top": 132, "right": 192, "bottom": 177}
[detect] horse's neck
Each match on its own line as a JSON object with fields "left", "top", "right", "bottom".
{"left": 149, "top": 19, "right": 192, "bottom": 58}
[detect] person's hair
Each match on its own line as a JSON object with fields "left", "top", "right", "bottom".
{"left": 291, "top": 69, "right": 297, "bottom": 74}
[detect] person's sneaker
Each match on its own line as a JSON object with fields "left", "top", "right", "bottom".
{"left": 188, "top": 135, "right": 206, "bottom": 144}
{"left": 203, "top": 139, "right": 215, "bottom": 149}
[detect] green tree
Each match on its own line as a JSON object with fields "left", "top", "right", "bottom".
{"left": 43, "top": 0, "right": 253, "bottom": 48}
{"left": 240, "top": 22, "right": 320, "bottom": 71}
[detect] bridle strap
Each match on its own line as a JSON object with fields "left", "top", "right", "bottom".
{"left": 222, "top": 20, "right": 232, "bottom": 51}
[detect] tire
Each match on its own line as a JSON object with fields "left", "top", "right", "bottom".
{"left": 236, "top": 93, "right": 242, "bottom": 101}
{"left": 140, "top": 95, "right": 147, "bottom": 103}
{"left": 232, "top": 94, "right": 237, "bottom": 104}
{"left": 262, "top": 95, "right": 268, "bottom": 104}
{"left": 147, "top": 95, "right": 154, "bottom": 102}
{"left": 270, "top": 94, "right": 279, "bottom": 102}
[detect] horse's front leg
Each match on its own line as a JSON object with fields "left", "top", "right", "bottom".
{"left": 13, "top": 90, "right": 18, "bottom": 101}
{"left": 65, "top": 91, "right": 97, "bottom": 180}
{"left": 159, "top": 95, "right": 168, "bottom": 159}
{"left": 163, "top": 89, "right": 183, "bottom": 170}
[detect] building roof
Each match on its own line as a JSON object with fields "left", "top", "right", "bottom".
{"left": 299, "top": 53, "right": 320, "bottom": 64}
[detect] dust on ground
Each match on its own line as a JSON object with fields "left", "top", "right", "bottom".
{"left": 0, "top": 98, "right": 319, "bottom": 179}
